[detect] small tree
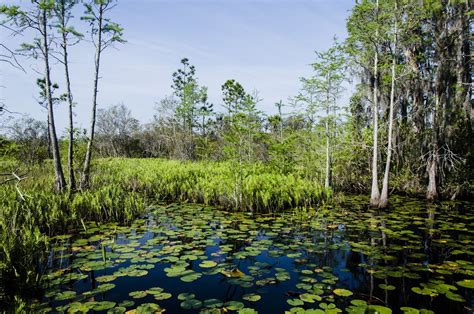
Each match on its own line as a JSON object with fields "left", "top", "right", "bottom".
{"left": 54, "top": 0, "right": 83, "bottom": 191}
{"left": 2, "top": 1, "right": 67, "bottom": 191}
{"left": 309, "top": 41, "right": 346, "bottom": 189}
{"left": 171, "top": 58, "right": 208, "bottom": 159}
{"left": 347, "top": 0, "right": 387, "bottom": 206}
{"left": 80, "top": 0, "right": 124, "bottom": 189}
{"left": 221, "top": 80, "right": 262, "bottom": 209}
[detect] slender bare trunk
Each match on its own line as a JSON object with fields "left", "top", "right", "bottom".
{"left": 427, "top": 95, "right": 439, "bottom": 200}
{"left": 42, "top": 9, "right": 66, "bottom": 192}
{"left": 370, "top": 0, "right": 380, "bottom": 207}
{"left": 426, "top": 146, "right": 438, "bottom": 200}
{"left": 46, "top": 114, "right": 52, "bottom": 158}
{"left": 60, "top": 0, "right": 76, "bottom": 191}
{"left": 325, "top": 88, "right": 330, "bottom": 189}
{"left": 80, "top": 4, "right": 103, "bottom": 189}
{"left": 277, "top": 100, "right": 283, "bottom": 143}
{"left": 379, "top": 0, "right": 398, "bottom": 209}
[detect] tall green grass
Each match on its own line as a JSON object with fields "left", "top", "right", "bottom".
{"left": 94, "top": 158, "right": 330, "bottom": 211}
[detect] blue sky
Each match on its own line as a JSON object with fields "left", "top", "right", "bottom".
{"left": 1, "top": 0, "right": 353, "bottom": 135}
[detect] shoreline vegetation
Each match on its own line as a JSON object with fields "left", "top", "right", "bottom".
{"left": 1, "top": 158, "right": 332, "bottom": 307}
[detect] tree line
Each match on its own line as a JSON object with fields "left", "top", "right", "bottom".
{"left": 1, "top": 0, "right": 472, "bottom": 207}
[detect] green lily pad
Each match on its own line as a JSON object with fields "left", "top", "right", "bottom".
{"left": 367, "top": 305, "right": 392, "bottom": 314}
{"left": 238, "top": 309, "right": 258, "bottom": 314}
{"left": 135, "top": 303, "right": 163, "bottom": 314}
{"left": 287, "top": 298, "right": 304, "bottom": 306}
{"left": 118, "top": 300, "right": 134, "bottom": 308}
{"left": 379, "top": 284, "right": 396, "bottom": 291}
{"left": 224, "top": 301, "right": 245, "bottom": 310}
{"left": 178, "top": 292, "right": 196, "bottom": 300}
{"left": 333, "top": 288, "right": 353, "bottom": 297}
{"left": 445, "top": 291, "right": 466, "bottom": 302}
{"left": 96, "top": 275, "right": 117, "bottom": 283}
{"left": 146, "top": 287, "right": 164, "bottom": 295}
{"left": 93, "top": 301, "right": 116, "bottom": 311}
{"left": 456, "top": 279, "right": 474, "bottom": 289}
{"left": 95, "top": 283, "right": 116, "bottom": 292}
{"left": 154, "top": 292, "right": 172, "bottom": 300}
{"left": 199, "top": 260, "right": 217, "bottom": 268}
{"left": 180, "top": 299, "right": 203, "bottom": 310}
{"left": 350, "top": 299, "right": 367, "bottom": 306}
{"left": 55, "top": 290, "right": 76, "bottom": 301}
{"left": 299, "top": 293, "right": 321, "bottom": 303}
{"left": 242, "top": 293, "right": 261, "bottom": 302}
{"left": 107, "top": 306, "right": 126, "bottom": 314}
{"left": 129, "top": 290, "right": 147, "bottom": 299}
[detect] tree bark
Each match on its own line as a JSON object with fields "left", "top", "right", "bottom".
{"left": 42, "top": 8, "right": 66, "bottom": 192}
{"left": 59, "top": 0, "right": 76, "bottom": 191}
{"left": 325, "top": 83, "right": 330, "bottom": 189}
{"left": 427, "top": 74, "right": 441, "bottom": 201}
{"left": 379, "top": 0, "right": 398, "bottom": 209}
{"left": 370, "top": 0, "right": 380, "bottom": 207}
{"left": 426, "top": 146, "right": 438, "bottom": 201}
{"left": 80, "top": 4, "right": 103, "bottom": 190}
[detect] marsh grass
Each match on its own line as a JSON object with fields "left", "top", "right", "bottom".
{"left": 0, "top": 157, "right": 328, "bottom": 307}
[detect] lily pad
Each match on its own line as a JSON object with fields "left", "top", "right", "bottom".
{"left": 178, "top": 292, "right": 196, "bottom": 300}
{"left": 242, "top": 293, "right": 261, "bottom": 302}
{"left": 93, "top": 301, "right": 116, "bottom": 311}
{"left": 199, "top": 260, "right": 217, "bottom": 268}
{"left": 287, "top": 298, "right": 304, "bottom": 306}
{"left": 379, "top": 284, "right": 396, "bottom": 291}
{"left": 456, "top": 279, "right": 474, "bottom": 289}
{"left": 333, "top": 288, "right": 353, "bottom": 297}
{"left": 224, "top": 301, "right": 245, "bottom": 310}
{"left": 180, "top": 299, "right": 203, "bottom": 310}
{"left": 54, "top": 290, "right": 76, "bottom": 301}
{"left": 129, "top": 290, "right": 147, "bottom": 299}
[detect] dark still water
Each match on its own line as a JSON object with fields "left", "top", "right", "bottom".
{"left": 33, "top": 196, "right": 473, "bottom": 313}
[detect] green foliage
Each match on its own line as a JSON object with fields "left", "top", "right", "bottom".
{"left": 99, "top": 158, "right": 330, "bottom": 212}
{"left": 82, "top": 0, "right": 125, "bottom": 45}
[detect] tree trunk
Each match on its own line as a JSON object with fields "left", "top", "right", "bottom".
{"left": 80, "top": 4, "right": 103, "bottom": 190}
{"left": 325, "top": 118, "right": 330, "bottom": 189}
{"left": 42, "top": 9, "right": 66, "bottom": 192}
{"left": 325, "top": 87, "right": 330, "bottom": 189}
{"left": 60, "top": 0, "right": 76, "bottom": 191}
{"left": 426, "top": 146, "right": 438, "bottom": 201}
{"left": 370, "top": 0, "right": 380, "bottom": 207}
{"left": 427, "top": 79, "right": 441, "bottom": 201}
{"left": 379, "top": 0, "right": 398, "bottom": 209}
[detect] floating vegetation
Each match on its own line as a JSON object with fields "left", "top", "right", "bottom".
{"left": 10, "top": 198, "right": 473, "bottom": 313}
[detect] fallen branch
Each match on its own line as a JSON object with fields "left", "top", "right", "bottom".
{"left": 0, "top": 170, "right": 29, "bottom": 200}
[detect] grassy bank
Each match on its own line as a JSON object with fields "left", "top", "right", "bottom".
{"left": 0, "top": 158, "right": 329, "bottom": 306}
{"left": 97, "top": 158, "right": 330, "bottom": 211}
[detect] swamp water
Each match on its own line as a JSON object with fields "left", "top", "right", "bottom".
{"left": 33, "top": 196, "right": 473, "bottom": 313}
